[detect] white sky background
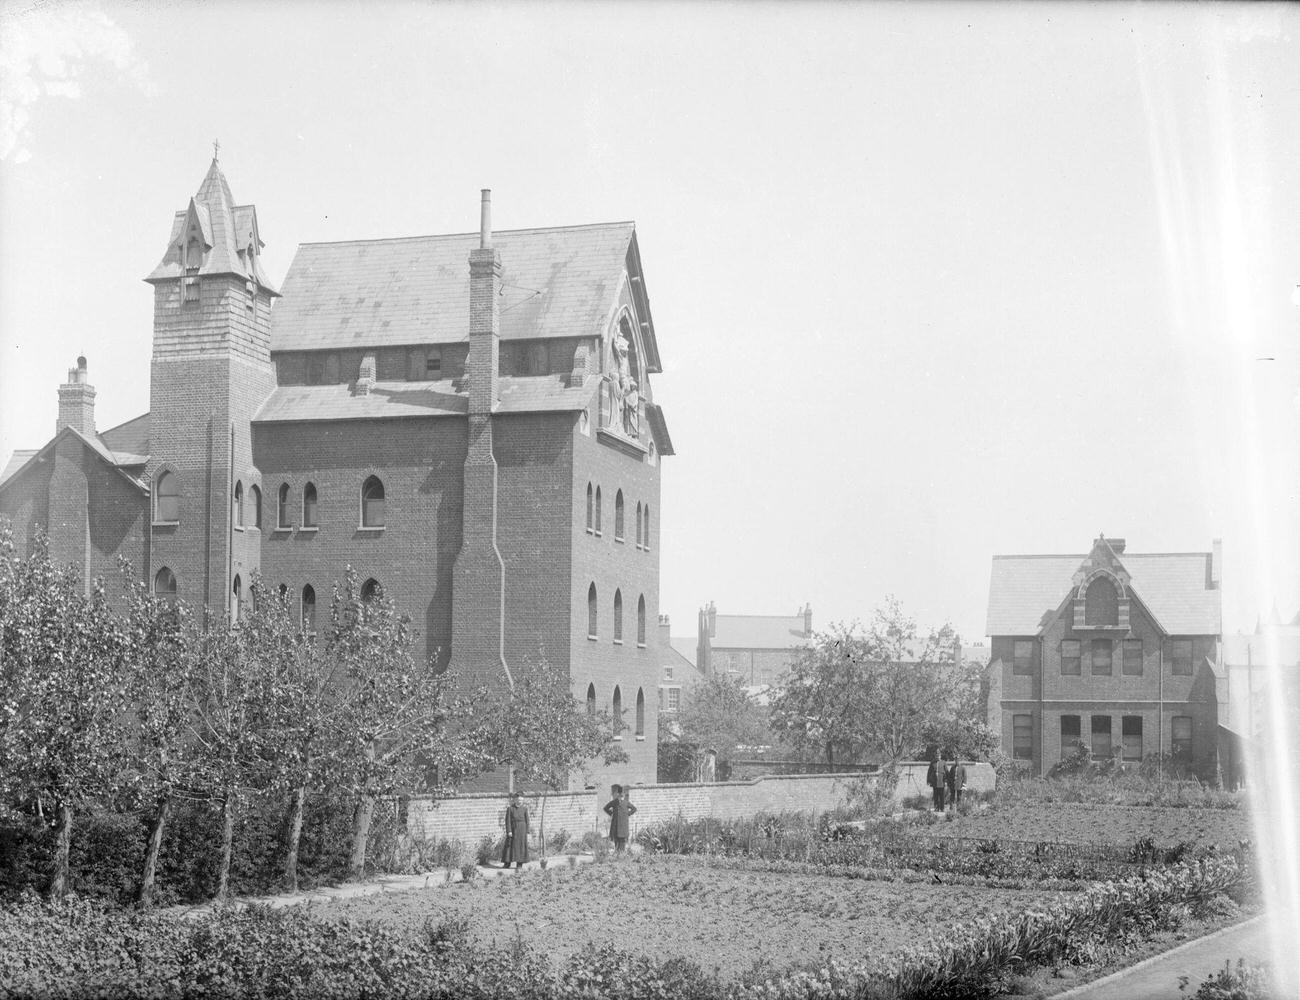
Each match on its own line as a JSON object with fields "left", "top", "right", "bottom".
{"left": 0, "top": 0, "right": 1296, "bottom": 643}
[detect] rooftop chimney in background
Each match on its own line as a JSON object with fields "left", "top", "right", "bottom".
{"left": 56, "top": 356, "right": 95, "bottom": 436}
{"left": 479, "top": 189, "right": 492, "bottom": 249}
{"left": 707, "top": 601, "right": 717, "bottom": 638}
{"left": 1211, "top": 539, "right": 1222, "bottom": 589}
{"left": 803, "top": 603, "right": 813, "bottom": 638}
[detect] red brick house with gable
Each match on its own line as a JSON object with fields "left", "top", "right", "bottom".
{"left": 984, "top": 535, "right": 1223, "bottom": 781}
{"left": 0, "top": 157, "right": 673, "bottom": 787}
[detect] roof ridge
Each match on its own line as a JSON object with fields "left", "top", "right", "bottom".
{"left": 296, "top": 220, "right": 635, "bottom": 248}
{"left": 717, "top": 613, "right": 805, "bottom": 620}
{"left": 993, "top": 551, "right": 1209, "bottom": 559}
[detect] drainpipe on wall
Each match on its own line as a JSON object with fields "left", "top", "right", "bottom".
{"left": 1038, "top": 635, "right": 1046, "bottom": 778}
{"left": 227, "top": 422, "right": 235, "bottom": 619}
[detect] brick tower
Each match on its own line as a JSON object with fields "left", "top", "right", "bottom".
{"left": 143, "top": 154, "right": 279, "bottom": 616}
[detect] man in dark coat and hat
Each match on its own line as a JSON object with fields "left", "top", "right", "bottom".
{"left": 944, "top": 756, "right": 967, "bottom": 810}
{"left": 603, "top": 784, "right": 637, "bottom": 853}
{"left": 926, "top": 753, "right": 945, "bottom": 812}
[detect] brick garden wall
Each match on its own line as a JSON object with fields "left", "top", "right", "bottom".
{"left": 407, "top": 763, "right": 996, "bottom": 849}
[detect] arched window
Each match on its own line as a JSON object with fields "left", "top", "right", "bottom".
{"left": 302, "top": 482, "right": 318, "bottom": 528}
{"left": 612, "top": 685, "right": 623, "bottom": 738}
{"left": 250, "top": 485, "right": 262, "bottom": 529}
{"left": 613, "top": 589, "right": 623, "bottom": 642}
{"left": 594, "top": 487, "right": 602, "bottom": 535}
{"left": 643, "top": 504, "right": 651, "bottom": 550}
{"left": 637, "top": 595, "right": 646, "bottom": 646}
{"left": 614, "top": 490, "right": 625, "bottom": 541}
{"left": 636, "top": 501, "right": 643, "bottom": 548}
{"left": 153, "top": 567, "right": 177, "bottom": 604}
{"left": 635, "top": 688, "right": 645, "bottom": 738}
{"left": 233, "top": 481, "right": 244, "bottom": 528}
{"left": 155, "top": 470, "right": 179, "bottom": 523}
{"left": 587, "top": 583, "right": 598, "bottom": 637}
{"left": 278, "top": 483, "right": 291, "bottom": 529}
{"left": 301, "top": 584, "right": 316, "bottom": 633}
{"left": 361, "top": 476, "right": 385, "bottom": 527}
{"left": 278, "top": 583, "right": 288, "bottom": 601}
{"left": 586, "top": 483, "right": 594, "bottom": 532}
{"left": 586, "top": 683, "right": 596, "bottom": 715}
{"left": 231, "top": 574, "right": 242, "bottom": 622}
{"left": 361, "top": 578, "right": 382, "bottom": 602}
{"left": 1085, "top": 576, "right": 1119, "bottom": 627}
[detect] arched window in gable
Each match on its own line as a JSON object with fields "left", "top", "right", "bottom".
{"left": 644, "top": 504, "right": 652, "bottom": 550}
{"left": 250, "top": 485, "right": 262, "bottom": 529}
{"left": 637, "top": 595, "right": 646, "bottom": 646}
{"left": 594, "top": 487, "right": 603, "bottom": 535}
{"left": 278, "top": 483, "right": 291, "bottom": 529}
{"left": 612, "top": 685, "right": 623, "bottom": 739}
{"left": 586, "top": 483, "right": 594, "bottom": 532}
{"left": 231, "top": 574, "right": 242, "bottom": 622}
{"left": 233, "top": 481, "right": 244, "bottom": 528}
{"left": 636, "top": 501, "right": 643, "bottom": 548}
{"left": 615, "top": 490, "right": 625, "bottom": 541}
{"left": 588, "top": 583, "right": 598, "bottom": 638}
{"left": 586, "top": 683, "right": 596, "bottom": 715}
{"left": 1085, "top": 576, "right": 1119, "bottom": 627}
{"left": 153, "top": 567, "right": 177, "bottom": 604}
{"left": 635, "top": 688, "right": 645, "bottom": 738}
{"left": 614, "top": 589, "right": 623, "bottom": 642}
{"left": 361, "top": 578, "right": 382, "bottom": 602}
{"left": 155, "top": 470, "right": 179, "bottom": 523}
{"left": 361, "top": 476, "right": 385, "bottom": 527}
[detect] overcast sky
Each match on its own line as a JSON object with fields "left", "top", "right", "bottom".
{"left": 1, "top": 0, "right": 1297, "bottom": 642}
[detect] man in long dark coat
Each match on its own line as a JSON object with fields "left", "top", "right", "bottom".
{"left": 944, "top": 757, "right": 967, "bottom": 810}
{"left": 603, "top": 784, "right": 637, "bottom": 852}
{"left": 502, "top": 792, "right": 530, "bottom": 868}
{"left": 926, "top": 754, "right": 945, "bottom": 812}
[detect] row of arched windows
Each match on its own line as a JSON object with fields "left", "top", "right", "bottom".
{"left": 586, "top": 585, "right": 647, "bottom": 645}
{"left": 151, "top": 569, "right": 381, "bottom": 632}
{"left": 585, "top": 484, "right": 651, "bottom": 550}
{"left": 585, "top": 682, "right": 647, "bottom": 739}
{"left": 153, "top": 471, "right": 386, "bottom": 531}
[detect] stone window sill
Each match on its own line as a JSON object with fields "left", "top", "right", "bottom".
{"left": 152, "top": 520, "right": 179, "bottom": 528}
{"left": 299, "top": 526, "right": 319, "bottom": 533}
{"left": 635, "top": 736, "right": 646, "bottom": 742}
{"left": 588, "top": 634, "right": 598, "bottom": 641}
{"left": 637, "top": 642, "right": 647, "bottom": 649}
{"left": 357, "top": 525, "right": 385, "bottom": 532}
{"left": 613, "top": 639, "right": 623, "bottom": 645}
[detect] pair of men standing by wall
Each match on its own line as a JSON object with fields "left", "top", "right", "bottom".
{"left": 926, "top": 755, "right": 967, "bottom": 812}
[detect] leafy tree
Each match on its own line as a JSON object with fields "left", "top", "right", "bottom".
{"left": 239, "top": 576, "right": 343, "bottom": 893}
{"left": 768, "top": 621, "right": 875, "bottom": 768}
{"left": 770, "top": 598, "right": 977, "bottom": 767}
{"left": 323, "top": 569, "right": 477, "bottom": 879}
{"left": 668, "top": 674, "right": 771, "bottom": 776}
{"left": 0, "top": 525, "right": 133, "bottom": 897}
{"left": 118, "top": 569, "right": 197, "bottom": 908}
{"left": 473, "top": 656, "right": 628, "bottom": 856}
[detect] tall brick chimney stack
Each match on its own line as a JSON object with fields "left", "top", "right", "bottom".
{"left": 56, "top": 356, "right": 95, "bottom": 435}
{"left": 707, "top": 600, "right": 717, "bottom": 637}
{"left": 803, "top": 603, "right": 813, "bottom": 638}
{"left": 451, "top": 188, "right": 510, "bottom": 688}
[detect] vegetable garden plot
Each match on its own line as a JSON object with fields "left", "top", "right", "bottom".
{"left": 314, "top": 854, "right": 1066, "bottom": 977}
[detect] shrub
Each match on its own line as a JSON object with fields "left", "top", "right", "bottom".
{"left": 1182, "top": 958, "right": 1274, "bottom": 1000}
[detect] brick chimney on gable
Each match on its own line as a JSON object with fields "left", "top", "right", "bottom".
{"left": 56, "top": 356, "right": 95, "bottom": 436}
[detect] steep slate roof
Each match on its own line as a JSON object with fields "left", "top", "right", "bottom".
{"left": 268, "top": 223, "right": 644, "bottom": 353}
{"left": 712, "top": 614, "right": 811, "bottom": 650}
{"left": 253, "top": 374, "right": 599, "bottom": 423}
{"left": 986, "top": 551, "right": 1220, "bottom": 637}
{"left": 0, "top": 426, "right": 148, "bottom": 496}
{"left": 669, "top": 636, "right": 699, "bottom": 669}
{"left": 98, "top": 413, "right": 150, "bottom": 463}
{"left": 145, "top": 159, "right": 277, "bottom": 292}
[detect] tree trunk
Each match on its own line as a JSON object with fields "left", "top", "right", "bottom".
{"left": 48, "top": 802, "right": 73, "bottom": 898}
{"left": 826, "top": 743, "right": 835, "bottom": 769}
{"left": 538, "top": 791, "right": 548, "bottom": 859}
{"left": 348, "top": 796, "right": 375, "bottom": 881}
{"left": 137, "top": 792, "right": 172, "bottom": 908}
{"left": 284, "top": 785, "right": 305, "bottom": 892}
{"left": 215, "top": 791, "right": 235, "bottom": 904}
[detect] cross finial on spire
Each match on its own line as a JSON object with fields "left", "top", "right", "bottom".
{"left": 212, "top": 138, "right": 220, "bottom": 160}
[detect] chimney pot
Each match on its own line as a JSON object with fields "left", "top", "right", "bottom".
{"left": 479, "top": 189, "right": 492, "bottom": 249}
{"left": 56, "top": 356, "right": 96, "bottom": 435}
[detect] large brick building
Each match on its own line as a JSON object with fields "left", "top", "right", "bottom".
{"left": 984, "top": 535, "right": 1224, "bottom": 781}
{"left": 0, "top": 157, "right": 674, "bottom": 787}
